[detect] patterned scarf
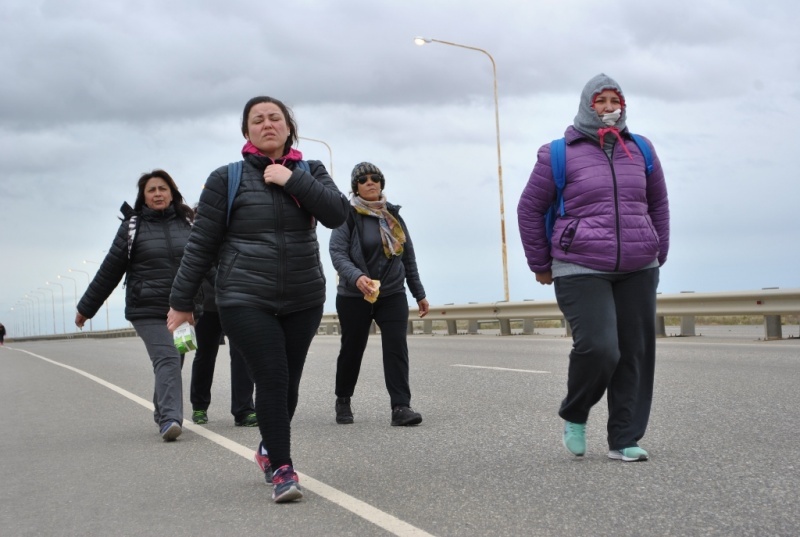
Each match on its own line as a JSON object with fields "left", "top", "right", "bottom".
{"left": 351, "top": 194, "right": 406, "bottom": 258}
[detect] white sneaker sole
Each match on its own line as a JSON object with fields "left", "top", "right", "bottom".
{"left": 608, "top": 450, "right": 648, "bottom": 462}
{"left": 161, "top": 423, "right": 182, "bottom": 442}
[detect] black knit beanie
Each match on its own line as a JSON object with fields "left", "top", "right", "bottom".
{"left": 350, "top": 162, "right": 385, "bottom": 193}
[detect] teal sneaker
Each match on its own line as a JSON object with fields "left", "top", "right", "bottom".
{"left": 563, "top": 421, "right": 586, "bottom": 456}
{"left": 235, "top": 412, "right": 258, "bottom": 427}
{"left": 608, "top": 446, "right": 649, "bottom": 462}
{"left": 192, "top": 410, "right": 208, "bottom": 424}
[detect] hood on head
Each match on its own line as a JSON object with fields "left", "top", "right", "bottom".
{"left": 573, "top": 73, "right": 628, "bottom": 140}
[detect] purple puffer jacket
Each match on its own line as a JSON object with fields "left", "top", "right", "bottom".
{"left": 517, "top": 126, "right": 669, "bottom": 274}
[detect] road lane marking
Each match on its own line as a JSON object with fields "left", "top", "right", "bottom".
{"left": 453, "top": 364, "right": 550, "bottom": 374}
{"left": 12, "top": 347, "right": 436, "bottom": 537}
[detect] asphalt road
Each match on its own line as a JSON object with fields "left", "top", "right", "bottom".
{"left": 1, "top": 331, "right": 798, "bottom": 536}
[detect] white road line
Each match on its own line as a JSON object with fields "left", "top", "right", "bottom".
{"left": 453, "top": 364, "right": 550, "bottom": 374}
{"left": 11, "top": 347, "right": 436, "bottom": 537}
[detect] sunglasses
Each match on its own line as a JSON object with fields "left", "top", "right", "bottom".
{"left": 357, "top": 175, "right": 381, "bottom": 185}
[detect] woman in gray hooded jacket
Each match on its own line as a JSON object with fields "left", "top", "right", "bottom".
{"left": 517, "top": 74, "right": 670, "bottom": 462}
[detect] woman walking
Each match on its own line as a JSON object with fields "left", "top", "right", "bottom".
{"left": 517, "top": 73, "right": 670, "bottom": 461}
{"left": 329, "top": 162, "right": 429, "bottom": 427}
{"left": 76, "top": 170, "right": 196, "bottom": 441}
{"left": 168, "top": 96, "right": 348, "bottom": 502}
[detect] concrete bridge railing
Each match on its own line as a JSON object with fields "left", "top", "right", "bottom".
{"left": 319, "top": 287, "right": 800, "bottom": 340}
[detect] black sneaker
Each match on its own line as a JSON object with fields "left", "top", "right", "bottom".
{"left": 391, "top": 406, "right": 422, "bottom": 426}
{"left": 235, "top": 412, "right": 258, "bottom": 427}
{"left": 335, "top": 397, "right": 354, "bottom": 424}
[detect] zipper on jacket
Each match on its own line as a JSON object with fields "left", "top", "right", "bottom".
{"left": 164, "top": 217, "right": 177, "bottom": 276}
{"left": 273, "top": 186, "right": 287, "bottom": 303}
{"left": 606, "top": 152, "right": 622, "bottom": 271}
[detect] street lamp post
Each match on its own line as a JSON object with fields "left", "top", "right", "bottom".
{"left": 58, "top": 274, "right": 79, "bottom": 332}
{"left": 414, "top": 36, "right": 510, "bottom": 302}
{"left": 11, "top": 304, "right": 27, "bottom": 336}
{"left": 25, "top": 293, "right": 42, "bottom": 335}
{"left": 298, "top": 136, "right": 334, "bottom": 177}
{"left": 17, "top": 300, "right": 29, "bottom": 336}
{"left": 30, "top": 290, "right": 52, "bottom": 335}
{"left": 69, "top": 268, "right": 92, "bottom": 331}
{"left": 24, "top": 299, "right": 36, "bottom": 336}
{"left": 47, "top": 281, "right": 67, "bottom": 335}
{"left": 83, "top": 260, "right": 109, "bottom": 330}
{"left": 38, "top": 287, "right": 57, "bottom": 335}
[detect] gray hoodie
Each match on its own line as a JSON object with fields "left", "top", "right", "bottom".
{"left": 573, "top": 73, "right": 628, "bottom": 144}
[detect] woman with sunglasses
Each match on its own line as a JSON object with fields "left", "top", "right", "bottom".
{"left": 329, "top": 162, "right": 429, "bottom": 427}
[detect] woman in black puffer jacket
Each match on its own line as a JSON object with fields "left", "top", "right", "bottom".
{"left": 76, "top": 170, "right": 195, "bottom": 442}
{"left": 168, "top": 96, "right": 348, "bottom": 503}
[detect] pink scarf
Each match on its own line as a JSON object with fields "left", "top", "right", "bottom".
{"left": 597, "top": 127, "right": 633, "bottom": 160}
{"left": 241, "top": 141, "right": 304, "bottom": 163}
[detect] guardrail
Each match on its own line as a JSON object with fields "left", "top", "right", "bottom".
{"left": 8, "top": 288, "right": 798, "bottom": 343}
{"left": 320, "top": 287, "right": 800, "bottom": 340}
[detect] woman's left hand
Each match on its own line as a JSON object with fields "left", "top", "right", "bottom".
{"left": 417, "top": 298, "right": 430, "bottom": 318}
{"left": 263, "top": 164, "right": 292, "bottom": 187}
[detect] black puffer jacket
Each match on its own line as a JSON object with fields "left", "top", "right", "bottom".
{"left": 78, "top": 203, "right": 194, "bottom": 321}
{"left": 170, "top": 155, "right": 349, "bottom": 314}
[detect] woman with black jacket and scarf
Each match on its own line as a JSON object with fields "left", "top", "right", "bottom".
{"left": 76, "top": 170, "right": 195, "bottom": 442}
{"left": 167, "top": 96, "right": 349, "bottom": 503}
{"left": 329, "top": 162, "right": 429, "bottom": 428}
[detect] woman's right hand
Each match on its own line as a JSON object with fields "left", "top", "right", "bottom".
{"left": 166, "top": 308, "right": 194, "bottom": 332}
{"left": 355, "top": 275, "right": 375, "bottom": 295}
{"left": 75, "top": 312, "right": 88, "bottom": 329}
{"left": 535, "top": 271, "right": 554, "bottom": 285}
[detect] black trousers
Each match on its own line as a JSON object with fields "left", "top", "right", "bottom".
{"left": 219, "top": 305, "right": 323, "bottom": 471}
{"left": 554, "top": 268, "right": 659, "bottom": 451}
{"left": 190, "top": 311, "right": 255, "bottom": 420}
{"left": 335, "top": 292, "right": 412, "bottom": 408}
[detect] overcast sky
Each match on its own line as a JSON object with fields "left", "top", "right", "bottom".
{"left": 2, "top": 0, "right": 798, "bottom": 334}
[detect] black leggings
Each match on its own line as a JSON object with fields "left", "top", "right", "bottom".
{"left": 190, "top": 311, "right": 255, "bottom": 420}
{"left": 219, "top": 305, "right": 323, "bottom": 470}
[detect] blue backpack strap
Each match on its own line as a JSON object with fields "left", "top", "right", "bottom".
{"left": 545, "top": 138, "right": 567, "bottom": 244}
{"left": 630, "top": 133, "right": 654, "bottom": 176}
{"left": 550, "top": 138, "right": 567, "bottom": 216}
{"left": 226, "top": 161, "right": 243, "bottom": 227}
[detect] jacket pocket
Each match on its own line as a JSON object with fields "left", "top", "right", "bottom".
{"left": 127, "top": 280, "right": 143, "bottom": 308}
{"left": 558, "top": 219, "right": 581, "bottom": 252}
{"left": 645, "top": 217, "right": 660, "bottom": 245}
{"left": 217, "top": 251, "right": 240, "bottom": 289}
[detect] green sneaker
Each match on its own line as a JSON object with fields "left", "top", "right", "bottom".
{"left": 192, "top": 410, "right": 208, "bottom": 424}
{"left": 563, "top": 421, "right": 586, "bottom": 456}
{"left": 608, "top": 446, "right": 649, "bottom": 462}
{"left": 235, "top": 412, "right": 258, "bottom": 427}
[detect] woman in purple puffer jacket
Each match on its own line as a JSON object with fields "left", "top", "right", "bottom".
{"left": 517, "top": 73, "right": 669, "bottom": 462}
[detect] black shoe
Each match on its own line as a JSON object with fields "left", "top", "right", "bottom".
{"left": 391, "top": 406, "right": 422, "bottom": 426}
{"left": 335, "top": 397, "right": 354, "bottom": 424}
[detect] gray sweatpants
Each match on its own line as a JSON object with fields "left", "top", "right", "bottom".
{"left": 131, "top": 319, "right": 184, "bottom": 428}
